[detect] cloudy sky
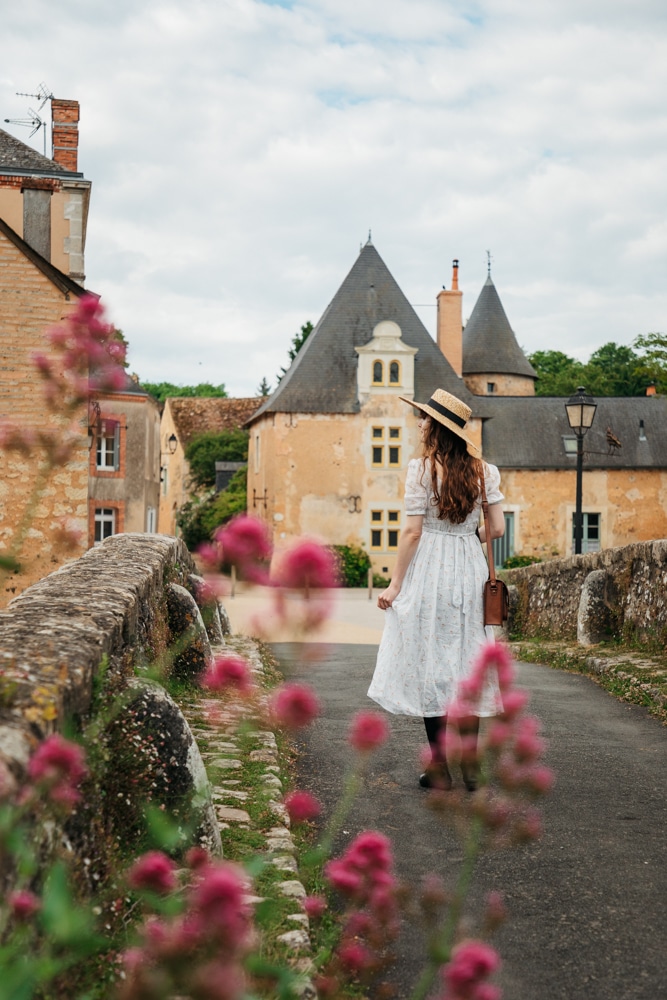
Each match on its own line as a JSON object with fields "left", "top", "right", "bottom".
{"left": 3, "top": 0, "right": 666, "bottom": 396}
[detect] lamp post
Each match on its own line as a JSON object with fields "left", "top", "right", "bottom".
{"left": 167, "top": 433, "right": 177, "bottom": 455}
{"left": 565, "top": 387, "right": 597, "bottom": 554}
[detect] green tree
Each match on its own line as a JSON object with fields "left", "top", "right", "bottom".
{"left": 276, "top": 321, "right": 313, "bottom": 383}
{"left": 583, "top": 342, "right": 644, "bottom": 396}
{"left": 140, "top": 382, "right": 227, "bottom": 404}
{"left": 633, "top": 332, "right": 667, "bottom": 394}
{"left": 256, "top": 377, "right": 271, "bottom": 396}
{"left": 185, "top": 429, "right": 249, "bottom": 491}
{"left": 528, "top": 350, "right": 586, "bottom": 396}
{"left": 176, "top": 467, "right": 247, "bottom": 550}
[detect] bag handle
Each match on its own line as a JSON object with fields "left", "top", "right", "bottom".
{"left": 480, "top": 478, "right": 498, "bottom": 586}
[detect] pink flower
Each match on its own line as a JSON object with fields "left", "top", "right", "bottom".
{"left": 215, "top": 515, "right": 272, "bottom": 582}
{"left": 512, "top": 716, "right": 545, "bottom": 762}
{"left": 500, "top": 689, "right": 530, "bottom": 719}
{"left": 471, "top": 640, "right": 515, "bottom": 692}
{"left": 190, "top": 862, "right": 250, "bottom": 948}
{"left": 325, "top": 859, "right": 363, "bottom": 896}
{"left": 270, "top": 683, "right": 320, "bottom": 729}
{"left": 525, "top": 765, "right": 555, "bottom": 795}
{"left": 285, "top": 790, "right": 321, "bottom": 823}
{"left": 186, "top": 847, "right": 211, "bottom": 871}
{"left": 303, "top": 894, "right": 327, "bottom": 919}
{"left": 28, "top": 734, "right": 87, "bottom": 805}
{"left": 9, "top": 890, "right": 41, "bottom": 920}
{"left": 348, "top": 711, "right": 390, "bottom": 752}
{"left": 202, "top": 654, "right": 253, "bottom": 694}
{"left": 274, "top": 539, "right": 338, "bottom": 591}
{"left": 128, "top": 851, "right": 177, "bottom": 895}
{"left": 442, "top": 940, "right": 501, "bottom": 998}
{"left": 338, "top": 941, "right": 373, "bottom": 973}
{"left": 198, "top": 541, "right": 223, "bottom": 570}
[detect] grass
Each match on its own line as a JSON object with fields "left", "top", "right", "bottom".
{"left": 511, "top": 637, "right": 667, "bottom": 724}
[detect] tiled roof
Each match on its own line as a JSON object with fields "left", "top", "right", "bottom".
{"left": 0, "top": 128, "right": 80, "bottom": 176}
{"left": 463, "top": 277, "right": 537, "bottom": 379}
{"left": 0, "top": 217, "right": 87, "bottom": 297}
{"left": 481, "top": 395, "right": 667, "bottom": 469}
{"left": 168, "top": 397, "right": 265, "bottom": 447}
{"left": 248, "top": 241, "right": 475, "bottom": 422}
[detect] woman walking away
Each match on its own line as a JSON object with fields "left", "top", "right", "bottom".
{"left": 367, "top": 389, "right": 505, "bottom": 790}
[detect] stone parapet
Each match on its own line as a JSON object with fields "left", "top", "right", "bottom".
{"left": 505, "top": 538, "right": 667, "bottom": 642}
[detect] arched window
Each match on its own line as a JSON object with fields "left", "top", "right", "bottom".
{"left": 389, "top": 360, "right": 400, "bottom": 384}
{"left": 372, "top": 360, "right": 384, "bottom": 384}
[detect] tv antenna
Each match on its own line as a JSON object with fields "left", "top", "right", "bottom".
{"left": 4, "top": 82, "right": 54, "bottom": 156}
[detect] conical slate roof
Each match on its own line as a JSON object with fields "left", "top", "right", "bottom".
{"left": 250, "top": 241, "right": 475, "bottom": 419}
{"left": 463, "top": 277, "right": 537, "bottom": 379}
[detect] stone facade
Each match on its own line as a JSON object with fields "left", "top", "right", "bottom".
{"left": 0, "top": 225, "right": 88, "bottom": 605}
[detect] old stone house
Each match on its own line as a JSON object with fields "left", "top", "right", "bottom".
{"left": 246, "top": 241, "right": 667, "bottom": 572}
{"left": 88, "top": 377, "right": 161, "bottom": 547}
{"left": 0, "top": 99, "right": 163, "bottom": 602}
{"left": 158, "top": 396, "right": 264, "bottom": 536}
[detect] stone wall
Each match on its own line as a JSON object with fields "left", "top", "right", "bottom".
{"left": 506, "top": 538, "right": 667, "bottom": 643}
{"left": 0, "top": 532, "right": 198, "bottom": 788}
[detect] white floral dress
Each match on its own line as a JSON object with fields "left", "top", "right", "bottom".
{"left": 367, "top": 458, "right": 504, "bottom": 718}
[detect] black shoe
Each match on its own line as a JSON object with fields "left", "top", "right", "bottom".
{"left": 461, "top": 765, "right": 478, "bottom": 792}
{"left": 419, "top": 765, "right": 452, "bottom": 791}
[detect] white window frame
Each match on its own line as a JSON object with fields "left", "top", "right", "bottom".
{"left": 96, "top": 421, "right": 120, "bottom": 471}
{"left": 94, "top": 507, "right": 116, "bottom": 544}
{"left": 146, "top": 506, "right": 157, "bottom": 533}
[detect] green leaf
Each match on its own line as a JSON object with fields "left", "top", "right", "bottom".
{"left": 40, "top": 862, "right": 98, "bottom": 950}
{"left": 144, "top": 803, "right": 187, "bottom": 851}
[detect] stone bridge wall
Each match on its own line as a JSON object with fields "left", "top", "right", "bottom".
{"left": 0, "top": 532, "right": 198, "bottom": 800}
{"left": 505, "top": 538, "right": 667, "bottom": 643}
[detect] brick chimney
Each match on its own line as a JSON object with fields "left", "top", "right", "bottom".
{"left": 51, "top": 99, "right": 80, "bottom": 172}
{"left": 436, "top": 259, "right": 463, "bottom": 377}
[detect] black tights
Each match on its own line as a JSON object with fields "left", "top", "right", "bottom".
{"left": 423, "top": 715, "right": 480, "bottom": 762}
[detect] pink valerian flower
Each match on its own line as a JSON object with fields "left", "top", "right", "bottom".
{"left": 128, "top": 851, "right": 177, "bottom": 895}
{"left": 273, "top": 539, "right": 338, "bottom": 591}
{"left": 270, "top": 683, "right": 320, "bottom": 729}
{"left": 189, "top": 861, "right": 252, "bottom": 950}
{"left": 441, "top": 939, "right": 501, "bottom": 1000}
{"left": 348, "top": 710, "right": 390, "bottom": 753}
{"left": 214, "top": 515, "right": 272, "bottom": 583}
{"left": 284, "top": 790, "right": 321, "bottom": 823}
{"left": 202, "top": 654, "right": 253, "bottom": 695}
{"left": 28, "top": 734, "right": 87, "bottom": 806}
{"left": 338, "top": 941, "right": 374, "bottom": 973}
{"left": 303, "top": 894, "right": 327, "bottom": 919}
{"left": 9, "top": 890, "right": 41, "bottom": 920}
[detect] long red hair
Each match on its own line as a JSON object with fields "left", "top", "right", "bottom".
{"left": 421, "top": 419, "right": 483, "bottom": 523}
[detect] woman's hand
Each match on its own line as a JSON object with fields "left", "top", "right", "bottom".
{"left": 378, "top": 582, "right": 400, "bottom": 610}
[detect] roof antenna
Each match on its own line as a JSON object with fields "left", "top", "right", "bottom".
{"left": 4, "top": 82, "right": 53, "bottom": 156}
{"left": 486, "top": 249, "right": 492, "bottom": 277}
{"left": 367, "top": 229, "right": 373, "bottom": 245}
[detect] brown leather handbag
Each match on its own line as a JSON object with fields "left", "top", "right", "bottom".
{"left": 480, "top": 481, "right": 509, "bottom": 626}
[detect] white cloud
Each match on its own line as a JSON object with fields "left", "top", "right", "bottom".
{"left": 2, "top": 0, "right": 667, "bottom": 395}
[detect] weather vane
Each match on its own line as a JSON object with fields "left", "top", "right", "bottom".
{"left": 4, "top": 82, "right": 53, "bottom": 156}
{"left": 486, "top": 249, "right": 493, "bottom": 277}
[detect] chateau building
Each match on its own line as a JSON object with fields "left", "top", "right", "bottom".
{"left": 246, "top": 241, "right": 667, "bottom": 571}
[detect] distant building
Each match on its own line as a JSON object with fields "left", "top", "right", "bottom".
{"left": 88, "top": 377, "right": 162, "bottom": 546}
{"left": 158, "top": 396, "right": 264, "bottom": 536}
{"left": 246, "top": 241, "right": 667, "bottom": 570}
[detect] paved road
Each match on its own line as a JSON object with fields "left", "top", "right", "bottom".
{"left": 274, "top": 643, "right": 667, "bottom": 1000}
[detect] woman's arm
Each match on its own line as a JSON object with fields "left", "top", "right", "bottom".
{"left": 478, "top": 503, "right": 505, "bottom": 544}
{"left": 377, "top": 515, "right": 423, "bottom": 609}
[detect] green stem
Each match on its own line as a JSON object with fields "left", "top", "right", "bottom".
{"left": 409, "top": 813, "right": 484, "bottom": 1000}
{"left": 317, "top": 760, "right": 364, "bottom": 860}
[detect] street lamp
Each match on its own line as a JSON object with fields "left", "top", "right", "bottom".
{"left": 565, "top": 387, "right": 597, "bottom": 555}
{"left": 167, "top": 433, "right": 178, "bottom": 455}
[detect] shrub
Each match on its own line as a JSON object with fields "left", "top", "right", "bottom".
{"left": 332, "top": 544, "right": 372, "bottom": 588}
{"left": 176, "top": 467, "right": 248, "bottom": 550}
{"left": 503, "top": 554, "right": 542, "bottom": 569}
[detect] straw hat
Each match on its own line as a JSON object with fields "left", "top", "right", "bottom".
{"left": 399, "top": 388, "right": 481, "bottom": 458}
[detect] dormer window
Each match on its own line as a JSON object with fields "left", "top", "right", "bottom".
{"left": 487, "top": 382, "right": 496, "bottom": 394}
{"left": 389, "top": 361, "right": 400, "bottom": 384}
{"left": 373, "top": 361, "right": 384, "bottom": 384}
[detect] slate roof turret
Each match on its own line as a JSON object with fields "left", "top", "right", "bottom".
{"left": 249, "top": 241, "right": 475, "bottom": 422}
{"left": 463, "top": 276, "right": 537, "bottom": 380}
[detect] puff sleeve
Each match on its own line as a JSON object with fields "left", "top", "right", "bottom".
{"left": 483, "top": 463, "right": 504, "bottom": 504}
{"left": 404, "top": 459, "right": 428, "bottom": 515}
